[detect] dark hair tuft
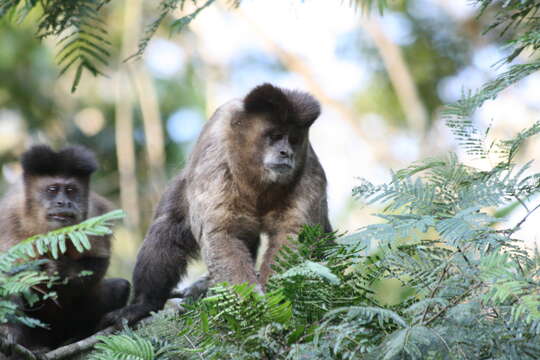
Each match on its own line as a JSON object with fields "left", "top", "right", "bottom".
{"left": 244, "top": 83, "right": 290, "bottom": 121}
{"left": 283, "top": 89, "right": 321, "bottom": 127}
{"left": 22, "top": 145, "right": 98, "bottom": 179}
{"left": 243, "top": 83, "right": 320, "bottom": 127}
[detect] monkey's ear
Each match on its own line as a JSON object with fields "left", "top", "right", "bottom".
{"left": 59, "top": 146, "right": 98, "bottom": 177}
{"left": 243, "top": 83, "right": 290, "bottom": 120}
{"left": 285, "top": 90, "right": 321, "bottom": 128}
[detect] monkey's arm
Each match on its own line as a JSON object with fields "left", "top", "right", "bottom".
{"left": 201, "top": 230, "right": 261, "bottom": 290}
{"left": 54, "top": 255, "right": 109, "bottom": 290}
{"left": 49, "top": 232, "right": 111, "bottom": 291}
{"left": 260, "top": 172, "right": 331, "bottom": 284}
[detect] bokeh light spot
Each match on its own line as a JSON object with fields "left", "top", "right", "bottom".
{"left": 167, "top": 108, "right": 205, "bottom": 143}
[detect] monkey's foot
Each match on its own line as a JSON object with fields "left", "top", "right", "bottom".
{"left": 99, "top": 304, "right": 156, "bottom": 330}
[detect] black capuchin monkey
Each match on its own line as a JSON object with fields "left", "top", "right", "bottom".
{"left": 0, "top": 145, "right": 130, "bottom": 357}
{"left": 102, "top": 83, "right": 331, "bottom": 328}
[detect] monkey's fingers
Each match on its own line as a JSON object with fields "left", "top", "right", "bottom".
{"left": 98, "top": 304, "right": 154, "bottom": 330}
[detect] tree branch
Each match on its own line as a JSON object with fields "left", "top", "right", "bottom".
{"left": 42, "top": 307, "right": 183, "bottom": 360}
{"left": 42, "top": 326, "right": 115, "bottom": 360}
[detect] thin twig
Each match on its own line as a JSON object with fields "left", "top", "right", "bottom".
{"left": 514, "top": 195, "right": 529, "bottom": 212}
{"left": 511, "top": 202, "right": 540, "bottom": 235}
{"left": 420, "top": 263, "right": 449, "bottom": 323}
{"left": 424, "top": 283, "right": 482, "bottom": 325}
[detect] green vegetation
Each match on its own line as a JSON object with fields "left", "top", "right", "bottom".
{"left": 86, "top": 1, "right": 540, "bottom": 358}
{"left": 88, "top": 129, "right": 540, "bottom": 358}
{"left": 1, "top": 0, "right": 540, "bottom": 359}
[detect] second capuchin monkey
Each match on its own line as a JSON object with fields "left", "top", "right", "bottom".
{"left": 0, "top": 145, "right": 130, "bottom": 356}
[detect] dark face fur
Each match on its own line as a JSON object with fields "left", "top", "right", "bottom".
{"left": 20, "top": 144, "right": 98, "bottom": 230}
{"left": 260, "top": 123, "right": 308, "bottom": 184}
{"left": 237, "top": 83, "right": 319, "bottom": 186}
{"left": 27, "top": 176, "right": 88, "bottom": 230}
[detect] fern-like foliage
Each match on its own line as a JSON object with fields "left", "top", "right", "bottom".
{"left": 89, "top": 331, "right": 179, "bottom": 360}
{"left": 0, "top": 210, "right": 124, "bottom": 330}
{"left": 176, "top": 283, "right": 293, "bottom": 359}
{"left": 1, "top": 0, "right": 390, "bottom": 92}
{"left": 444, "top": 0, "right": 540, "bottom": 157}
{"left": 91, "top": 129, "right": 540, "bottom": 359}
{"left": 0, "top": 0, "right": 112, "bottom": 92}
{"left": 52, "top": 1, "right": 111, "bottom": 92}
{"left": 91, "top": 183, "right": 540, "bottom": 359}
{"left": 0, "top": 0, "right": 229, "bottom": 91}
{"left": 84, "top": 1, "right": 540, "bottom": 358}
{"left": 8, "top": 209, "right": 124, "bottom": 261}
{"left": 129, "top": 0, "right": 221, "bottom": 61}
{"left": 346, "top": 0, "right": 388, "bottom": 13}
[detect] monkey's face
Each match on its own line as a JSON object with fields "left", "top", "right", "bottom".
{"left": 29, "top": 176, "right": 87, "bottom": 230}
{"left": 260, "top": 125, "right": 308, "bottom": 184}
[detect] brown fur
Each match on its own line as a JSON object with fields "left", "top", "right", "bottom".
{"left": 0, "top": 145, "right": 130, "bottom": 357}
{"left": 102, "top": 83, "right": 331, "bottom": 327}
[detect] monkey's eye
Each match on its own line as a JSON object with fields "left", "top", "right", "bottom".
{"left": 47, "top": 186, "right": 58, "bottom": 193}
{"left": 65, "top": 186, "right": 76, "bottom": 194}
{"left": 289, "top": 135, "right": 301, "bottom": 145}
{"left": 269, "top": 133, "right": 284, "bottom": 142}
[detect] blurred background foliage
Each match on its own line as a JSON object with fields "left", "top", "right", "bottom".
{"left": 1, "top": 0, "right": 539, "bottom": 286}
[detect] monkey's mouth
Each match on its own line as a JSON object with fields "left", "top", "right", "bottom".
{"left": 47, "top": 212, "right": 77, "bottom": 223}
{"left": 269, "top": 164, "right": 293, "bottom": 173}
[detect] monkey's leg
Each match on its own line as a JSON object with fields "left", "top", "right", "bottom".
{"left": 201, "top": 232, "right": 260, "bottom": 290}
{"left": 55, "top": 255, "right": 109, "bottom": 292}
{"left": 259, "top": 231, "right": 296, "bottom": 286}
{"left": 97, "top": 278, "right": 131, "bottom": 313}
{"left": 100, "top": 216, "right": 197, "bottom": 328}
{"left": 171, "top": 231, "right": 260, "bottom": 299}
{"left": 65, "top": 278, "right": 130, "bottom": 342}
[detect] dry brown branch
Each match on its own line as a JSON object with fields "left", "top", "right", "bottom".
{"left": 41, "top": 307, "right": 183, "bottom": 360}
{"left": 42, "top": 326, "right": 116, "bottom": 360}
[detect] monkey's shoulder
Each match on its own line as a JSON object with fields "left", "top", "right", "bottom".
{"left": 152, "top": 172, "right": 190, "bottom": 219}
{"left": 88, "top": 192, "right": 115, "bottom": 217}
{"left": 0, "top": 183, "right": 28, "bottom": 249}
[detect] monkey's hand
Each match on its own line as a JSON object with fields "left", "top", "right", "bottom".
{"left": 170, "top": 274, "right": 210, "bottom": 300}
{"left": 55, "top": 256, "right": 107, "bottom": 290}
{"left": 98, "top": 303, "right": 157, "bottom": 330}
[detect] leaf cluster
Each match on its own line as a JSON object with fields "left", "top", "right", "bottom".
{"left": 444, "top": 0, "right": 540, "bottom": 157}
